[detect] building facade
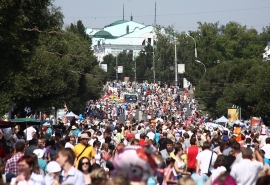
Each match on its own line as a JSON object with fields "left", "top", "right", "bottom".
{"left": 263, "top": 42, "right": 270, "bottom": 61}
{"left": 86, "top": 16, "right": 156, "bottom": 63}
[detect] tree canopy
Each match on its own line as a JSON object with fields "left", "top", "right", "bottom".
{"left": 0, "top": 0, "right": 105, "bottom": 116}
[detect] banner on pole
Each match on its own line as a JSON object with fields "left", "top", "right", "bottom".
{"left": 178, "top": 64, "right": 185, "bottom": 74}
{"left": 118, "top": 66, "right": 123, "bottom": 73}
{"left": 227, "top": 108, "right": 239, "bottom": 121}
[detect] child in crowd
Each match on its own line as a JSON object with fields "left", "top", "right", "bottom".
{"left": 163, "top": 157, "right": 177, "bottom": 185}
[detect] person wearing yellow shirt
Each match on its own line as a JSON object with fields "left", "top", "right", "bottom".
{"left": 73, "top": 133, "right": 95, "bottom": 168}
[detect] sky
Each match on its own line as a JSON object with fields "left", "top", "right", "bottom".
{"left": 54, "top": 0, "right": 270, "bottom": 33}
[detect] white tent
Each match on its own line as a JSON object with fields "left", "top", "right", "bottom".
{"left": 65, "top": 111, "right": 79, "bottom": 119}
{"left": 216, "top": 116, "right": 229, "bottom": 123}
{"left": 234, "top": 120, "right": 245, "bottom": 126}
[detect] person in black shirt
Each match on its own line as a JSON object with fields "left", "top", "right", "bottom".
{"left": 158, "top": 132, "right": 168, "bottom": 151}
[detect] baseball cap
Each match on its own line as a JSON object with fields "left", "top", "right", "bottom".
{"left": 46, "top": 161, "right": 61, "bottom": 174}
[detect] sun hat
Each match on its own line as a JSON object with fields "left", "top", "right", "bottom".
{"left": 80, "top": 133, "right": 90, "bottom": 139}
{"left": 33, "top": 149, "right": 45, "bottom": 159}
{"left": 71, "top": 125, "right": 77, "bottom": 130}
{"left": 46, "top": 161, "right": 61, "bottom": 174}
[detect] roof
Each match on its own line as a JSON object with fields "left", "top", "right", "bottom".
{"left": 93, "top": 30, "right": 114, "bottom": 39}
{"left": 105, "top": 20, "right": 129, "bottom": 28}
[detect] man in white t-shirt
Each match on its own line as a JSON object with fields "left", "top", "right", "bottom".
{"left": 196, "top": 141, "right": 217, "bottom": 175}
{"left": 24, "top": 125, "right": 36, "bottom": 141}
{"left": 230, "top": 147, "right": 263, "bottom": 185}
{"left": 147, "top": 127, "right": 155, "bottom": 141}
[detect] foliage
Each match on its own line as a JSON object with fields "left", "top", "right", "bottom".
{"left": 0, "top": 0, "right": 105, "bottom": 116}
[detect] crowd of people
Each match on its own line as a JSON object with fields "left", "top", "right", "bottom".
{"left": 0, "top": 81, "right": 270, "bottom": 185}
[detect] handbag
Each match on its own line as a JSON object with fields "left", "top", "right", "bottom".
{"left": 206, "top": 152, "right": 213, "bottom": 177}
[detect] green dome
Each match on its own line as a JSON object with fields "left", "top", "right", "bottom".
{"left": 93, "top": 30, "right": 114, "bottom": 38}
{"left": 105, "top": 20, "right": 129, "bottom": 27}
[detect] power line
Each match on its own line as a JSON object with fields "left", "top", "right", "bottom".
{"left": 64, "top": 7, "right": 270, "bottom": 19}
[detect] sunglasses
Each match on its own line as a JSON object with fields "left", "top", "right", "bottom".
{"left": 82, "top": 162, "right": 89, "bottom": 165}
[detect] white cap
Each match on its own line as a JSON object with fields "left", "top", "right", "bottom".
{"left": 33, "top": 149, "right": 45, "bottom": 159}
{"left": 46, "top": 161, "right": 61, "bottom": 173}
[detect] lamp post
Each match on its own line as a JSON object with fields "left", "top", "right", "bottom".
{"left": 195, "top": 60, "right": 206, "bottom": 74}
{"left": 145, "top": 40, "right": 155, "bottom": 83}
{"left": 110, "top": 43, "right": 118, "bottom": 82}
{"left": 186, "top": 33, "right": 197, "bottom": 58}
{"left": 174, "top": 32, "right": 177, "bottom": 85}
{"left": 133, "top": 45, "right": 137, "bottom": 83}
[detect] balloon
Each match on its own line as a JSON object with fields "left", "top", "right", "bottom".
{"left": 3, "top": 127, "right": 12, "bottom": 140}
{"left": 110, "top": 145, "right": 159, "bottom": 182}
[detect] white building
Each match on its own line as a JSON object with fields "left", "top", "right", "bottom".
{"left": 263, "top": 42, "right": 270, "bottom": 61}
{"left": 85, "top": 16, "right": 156, "bottom": 63}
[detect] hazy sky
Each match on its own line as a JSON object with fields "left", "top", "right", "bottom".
{"left": 54, "top": 0, "right": 270, "bottom": 33}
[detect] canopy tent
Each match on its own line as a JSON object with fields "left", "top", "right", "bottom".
{"left": 234, "top": 120, "right": 245, "bottom": 126}
{"left": 65, "top": 112, "right": 79, "bottom": 119}
{"left": 215, "top": 116, "right": 229, "bottom": 123}
{"left": 0, "top": 120, "right": 16, "bottom": 128}
{"left": 11, "top": 118, "right": 41, "bottom": 126}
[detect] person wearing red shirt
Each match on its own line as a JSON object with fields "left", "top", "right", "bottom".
{"left": 187, "top": 137, "right": 199, "bottom": 174}
{"left": 139, "top": 133, "right": 147, "bottom": 146}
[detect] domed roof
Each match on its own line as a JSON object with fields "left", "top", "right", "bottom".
{"left": 93, "top": 30, "right": 114, "bottom": 38}
{"left": 105, "top": 20, "right": 129, "bottom": 27}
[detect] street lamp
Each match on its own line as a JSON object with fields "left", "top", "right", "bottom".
{"left": 110, "top": 43, "right": 118, "bottom": 82}
{"left": 145, "top": 40, "right": 155, "bottom": 83}
{"left": 186, "top": 33, "right": 197, "bottom": 58}
{"left": 195, "top": 60, "right": 206, "bottom": 74}
{"left": 133, "top": 45, "right": 137, "bottom": 83}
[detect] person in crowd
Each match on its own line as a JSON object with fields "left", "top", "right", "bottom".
{"left": 93, "top": 140, "right": 102, "bottom": 165}
{"left": 162, "top": 157, "right": 177, "bottom": 185}
{"left": 230, "top": 147, "right": 263, "bottom": 185}
{"left": 45, "top": 161, "right": 62, "bottom": 185}
{"left": 78, "top": 157, "right": 92, "bottom": 185}
{"left": 5, "top": 142, "right": 25, "bottom": 176}
{"left": 261, "top": 137, "right": 270, "bottom": 160}
{"left": 47, "top": 139, "right": 57, "bottom": 162}
{"left": 56, "top": 148, "right": 85, "bottom": 184}
{"left": 160, "top": 139, "right": 174, "bottom": 163}
{"left": 10, "top": 155, "right": 45, "bottom": 185}
{"left": 64, "top": 136, "right": 74, "bottom": 149}
{"left": 0, "top": 159, "right": 5, "bottom": 184}
{"left": 73, "top": 133, "right": 95, "bottom": 168}
{"left": 196, "top": 141, "right": 217, "bottom": 176}
{"left": 173, "top": 145, "right": 191, "bottom": 180}
{"left": 24, "top": 125, "right": 36, "bottom": 141}
{"left": 33, "top": 149, "right": 47, "bottom": 173}
{"left": 90, "top": 168, "right": 108, "bottom": 185}
{"left": 187, "top": 137, "right": 199, "bottom": 174}
{"left": 177, "top": 176, "right": 196, "bottom": 185}
{"left": 25, "top": 138, "right": 37, "bottom": 155}
{"left": 211, "top": 154, "right": 227, "bottom": 182}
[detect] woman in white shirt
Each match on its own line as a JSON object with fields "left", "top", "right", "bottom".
{"left": 11, "top": 155, "right": 45, "bottom": 185}
{"left": 173, "top": 145, "right": 191, "bottom": 180}
{"left": 93, "top": 140, "right": 102, "bottom": 165}
{"left": 211, "top": 154, "right": 227, "bottom": 182}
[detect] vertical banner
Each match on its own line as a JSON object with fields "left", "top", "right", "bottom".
{"left": 250, "top": 117, "right": 261, "bottom": 128}
{"left": 100, "top": 64, "right": 107, "bottom": 72}
{"left": 183, "top": 78, "right": 190, "bottom": 88}
{"left": 118, "top": 66, "right": 123, "bottom": 73}
{"left": 227, "top": 109, "right": 239, "bottom": 121}
{"left": 178, "top": 64, "right": 185, "bottom": 74}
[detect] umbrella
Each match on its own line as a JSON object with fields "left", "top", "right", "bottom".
{"left": 65, "top": 112, "right": 79, "bottom": 119}
{"left": 0, "top": 120, "right": 16, "bottom": 128}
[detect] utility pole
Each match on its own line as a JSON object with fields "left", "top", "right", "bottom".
{"left": 154, "top": 1, "right": 156, "bottom": 27}
{"left": 174, "top": 32, "right": 178, "bottom": 85}
{"left": 134, "top": 56, "right": 137, "bottom": 82}
{"left": 116, "top": 55, "right": 118, "bottom": 82}
{"left": 153, "top": 50, "right": 155, "bottom": 83}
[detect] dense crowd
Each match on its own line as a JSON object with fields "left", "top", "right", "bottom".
{"left": 0, "top": 82, "right": 270, "bottom": 185}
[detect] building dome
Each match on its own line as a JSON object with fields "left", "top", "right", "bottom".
{"left": 105, "top": 20, "right": 129, "bottom": 28}
{"left": 93, "top": 30, "right": 114, "bottom": 39}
